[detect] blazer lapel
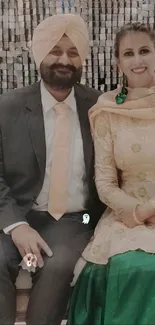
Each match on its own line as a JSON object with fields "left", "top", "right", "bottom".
{"left": 24, "top": 82, "right": 46, "bottom": 181}
{"left": 74, "top": 85, "right": 93, "bottom": 184}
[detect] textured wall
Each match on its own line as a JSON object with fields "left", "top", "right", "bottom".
{"left": 0, "top": 0, "right": 154, "bottom": 94}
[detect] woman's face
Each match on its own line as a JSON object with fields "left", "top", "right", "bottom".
{"left": 117, "top": 31, "right": 155, "bottom": 88}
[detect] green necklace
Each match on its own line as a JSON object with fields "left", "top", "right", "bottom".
{"left": 115, "top": 87, "right": 128, "bottom": 104}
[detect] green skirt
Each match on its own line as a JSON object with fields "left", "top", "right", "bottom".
{"left": 67, "top": 251, "right": 155, "bottom": 325}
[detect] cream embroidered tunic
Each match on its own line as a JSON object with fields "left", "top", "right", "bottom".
{"left": 72, "top": 86, "right": 155, "bottom": 284}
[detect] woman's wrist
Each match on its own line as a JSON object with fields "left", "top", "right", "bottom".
{"left": 133, "top": 205, "right": 144, "bottom": 225}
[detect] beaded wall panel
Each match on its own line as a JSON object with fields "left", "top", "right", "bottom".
{"left": 0, "top": 0, "right": 154, "bottom": 94}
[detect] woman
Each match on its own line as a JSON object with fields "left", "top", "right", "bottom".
{"left": 67, "top": 22, "right": 155, "bottom": 325}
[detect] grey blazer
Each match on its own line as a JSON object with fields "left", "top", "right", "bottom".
{"left": 0, "top": 82, "right": 106, "bottom": 230}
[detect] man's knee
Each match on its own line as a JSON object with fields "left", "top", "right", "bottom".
{"left": 42, "top": 245, "right": 77, "bottom": 278}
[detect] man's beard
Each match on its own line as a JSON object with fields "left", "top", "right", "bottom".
{"left": 40, "top": 63, "right": 82, "bottom": 90}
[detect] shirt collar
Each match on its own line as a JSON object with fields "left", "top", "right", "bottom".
{"left": 40, "top": 79, "right": 76, "bottom": 113}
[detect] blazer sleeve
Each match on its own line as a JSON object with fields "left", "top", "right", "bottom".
{"left": 0, "top": 124, "right": 27, "bottom": 229}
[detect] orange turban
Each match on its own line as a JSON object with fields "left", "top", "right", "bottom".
{"left": 32, "top": 14, "right": 89, "bottom": 69}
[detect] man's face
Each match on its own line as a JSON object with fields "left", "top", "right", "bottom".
{"left": 40, "top": 35, "right": 82, "bottom": 90}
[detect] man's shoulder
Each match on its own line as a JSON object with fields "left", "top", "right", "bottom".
{"left": 0, "top": 82, "right": 40, "bottom": 106}
{"left": 75, "top": 83, "right": 102, "bottom": 99}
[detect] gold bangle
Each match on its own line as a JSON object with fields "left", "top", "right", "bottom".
{"left": 133, "top": 205, "right": 144, "bottom": 225}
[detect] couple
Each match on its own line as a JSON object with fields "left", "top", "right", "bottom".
{"left": 0, "top": 13, "right": 155, "bottom": 325}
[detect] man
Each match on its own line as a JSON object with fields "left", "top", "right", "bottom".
{"left": 0, "top": 14, "right": 105, "bottom": 325}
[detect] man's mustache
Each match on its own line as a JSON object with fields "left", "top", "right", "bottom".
{"left": 49, "top": 64, "right": 76, "bottom": 73}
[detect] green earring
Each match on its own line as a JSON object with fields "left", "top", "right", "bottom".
{"left": 115, "top": 86, "right": 128, "bottom": 104}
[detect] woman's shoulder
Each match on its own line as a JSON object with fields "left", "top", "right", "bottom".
{"left": 89, "top": 88, "right": 119, "bottom": 119}
{"left": 88, "top": 89, "right": 119, "bottom": 129}
{"left": 97, "top": 88, "right": 118, "bottom": 104}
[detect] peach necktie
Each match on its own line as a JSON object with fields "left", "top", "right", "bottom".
{"left": 48, "top": 102, "right": 71, "bottom": 220}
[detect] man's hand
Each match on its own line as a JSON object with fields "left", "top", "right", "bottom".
{"left": 10, "top": 224, "right": 53, "bottom": 267}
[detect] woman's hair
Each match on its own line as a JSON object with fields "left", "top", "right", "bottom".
{"left": 114, "top": 22, "right": 155, "bottom": 58}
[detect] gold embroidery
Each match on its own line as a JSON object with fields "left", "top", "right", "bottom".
{"left": 131, "top": 118, "right": 141, "bottom": 124}
{"left": 104, "top": 157, "right": 113, "bottom": 165}
{"left": 97, "top": 125, "right": 108, "bottom": 137}
{"left": 99, "top": 194, "right": 112, "bottom": 207}
{"left": 131, "top": 144, "right": 141, "bottom": 153}
{"left": 128, "top": 191, "right": 136, "bottom": 198}
{"left": 115, "top": 228, "right": 125, "bottom": 234}
{"left": 137, "top": 172, "right": 146, "bottom": 181}
{"left": 104, "top": 198, "right": 111, "bottom": 205}
{"left": 138, "top": 187, "right": 147, "bottom": 197}
{"left": 119, "top": 159, "right": 125, "bottom": 167}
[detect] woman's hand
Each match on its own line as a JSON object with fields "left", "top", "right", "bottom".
{"left": 145, "top": 215, "right": 155, "bottom": 225}
{"left": 134, "top": 203, "right": 155, "bottom": 224}
{"left": 116, "top": 202, "right": 155, "bottom": 228}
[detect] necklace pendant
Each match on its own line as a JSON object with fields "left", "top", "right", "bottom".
{"left": 115, "top": 87, "right": 128, "bottom": 104}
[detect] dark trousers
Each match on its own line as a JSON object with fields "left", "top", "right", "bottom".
{"left": 0, "top": 210, "right": 93, "bottom": 325}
